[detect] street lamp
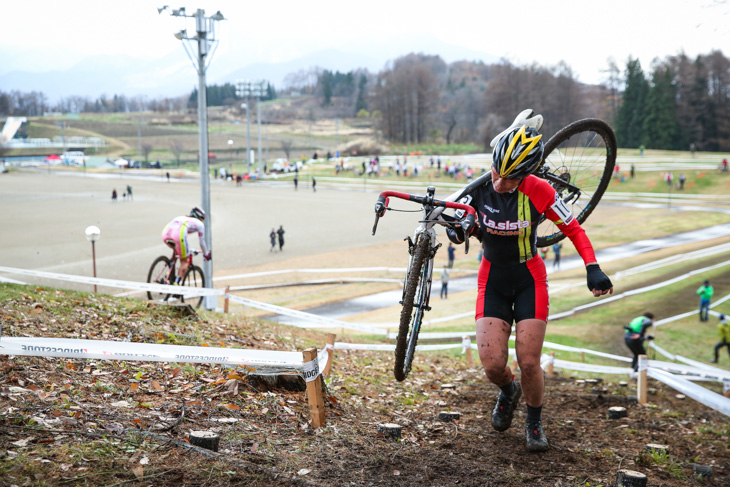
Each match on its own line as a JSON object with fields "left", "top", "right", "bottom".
{"left": 161, "top": 5, "right": 225, "bottom": 310}
{"left": 236, "top": 80, "right": 268, "bottom": 176}
{"left": 84, "top": 225, "right": 101, "bottom": 293}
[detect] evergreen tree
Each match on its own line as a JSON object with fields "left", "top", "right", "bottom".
{"left": 616, "top": 58, "right": 649, "bottom": 148}
{"left": 642, "top": 66, "right": 679, "bottom": 149}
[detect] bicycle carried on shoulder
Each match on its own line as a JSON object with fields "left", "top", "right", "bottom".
{"left": 372, "top": 113, "right": 617, "bottom": 381}
{"left": 146, "top": 249, "right": 206, "bottom": 309}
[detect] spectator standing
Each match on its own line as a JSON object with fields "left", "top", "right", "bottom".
{"left": 293, "top": 176, "right": 298, "bottom": 190}
{"left": 447, "top": 243, "right": 455, "bottom": 268}
{"left": 697, "top": 280, "right": 714, "bottom": 321}
{"left": 678, "top": 173, "right": 686, "bottom": 190}
{"left": 166, "top": 172, "right": 170, "bottom": 182}
{"left": 664, "top": 171, "right": 673, "bottom": 187}
{"left": 440, "top": 265, "right": 450, "bottom": 299}
{"left": 111, "top": 188, "right": 118, "bottom": 202}
{"left": 711, "top": 314, "right": 730, "bottom": 363}
{"left": 540, "top": 247, "right": 549, "bottom": 261}
{"left": 277, "top": 225, "right": 285, "bottom": 251}
{"left": 624, "top": 312, "right": 655, "bottom": 371}
{"left": 312, "top": 177, "right": 317, "bottom": 192}
{"left": 126, "top": 185, "right": 133, "bottom": 201}
{"left": 630, "top": 164, "right": 635, "bottom": 179}
{"left": 269, "top": 229, "right": 277, "bottom": 252}
{"left": 552, "top": 243, "right": 562, "bottom": 269}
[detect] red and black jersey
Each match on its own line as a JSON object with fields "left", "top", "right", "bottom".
{"left": 467, "top": 175, "right": 596, "bottom": 265}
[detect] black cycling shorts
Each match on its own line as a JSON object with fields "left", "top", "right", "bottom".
{"left": 476, "top": 255, "right": 548, "bottom": 323}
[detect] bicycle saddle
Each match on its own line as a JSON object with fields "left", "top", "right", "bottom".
{"left": 489, "top": 109, "right": 544, "bottom": 148}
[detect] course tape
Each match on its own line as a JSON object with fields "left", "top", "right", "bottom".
{"left": 648, "top": 368, "right": 730, "bottom": 417}
{"left": 0, "top": 337, "right": 330, "bottom": 379}
{"left": 226, "top": 295, "right": 387, "bottom": 335}
{"left": 0, "top": 266, "right": 221, "bottom": 298}
{"left": 215, "top": 267, "right": 477, "bottom": 283}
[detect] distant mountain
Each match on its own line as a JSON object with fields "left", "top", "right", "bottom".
{"left": 0, "top": 35, "right": 500, "bottom": 102}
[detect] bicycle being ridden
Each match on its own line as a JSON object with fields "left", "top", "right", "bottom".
{"left": 147, "top": 207, "right": 211, "bottom": 307}
{"left": 373, "top": 110, "right": 615, "bottom": 452}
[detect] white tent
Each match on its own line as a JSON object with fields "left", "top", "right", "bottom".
{"left": 113, "top": 158, "right": 129, "bottom": 168}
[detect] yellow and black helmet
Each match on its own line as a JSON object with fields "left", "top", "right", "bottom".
{"left": 492, "top": 125, "right": 544, "bottom": 179}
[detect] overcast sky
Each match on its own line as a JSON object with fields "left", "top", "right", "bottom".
{"left": 1, "top": 0, "right": 729, "bottom": 86}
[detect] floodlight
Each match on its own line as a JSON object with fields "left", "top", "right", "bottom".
{"left": 172, "top": 7, "right": 186, "bottom": 16}
{"left": 174, "top": 29, "right": 187, "bottom": 40}
{"left": 210, "top": 11, "right": 225, "bottom": 21}
{"left": 157, "top": 5, "right": 169, "bottom": 14}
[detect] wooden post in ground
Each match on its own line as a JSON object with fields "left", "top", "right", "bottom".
{"left": 547, "top": 352, "right": 555, "bottom": 376}
{"left": 386, "top": 329, "right": 390, "bottom": 344}
{"left": 464, "top": 337, "right": 473, "bottom": 368}
{"left": 637, "top": 354, "right": 648, "bottom": 405}
{"left": 581, "top": 351, "right": 586, "bottom": 363}
{"left": 223, "top": 286, "right": 230, "bottom": 314}
{"left": 323, "top": 333, "right": 336, "bottom": 377}
{"left": 302, "top": 348, "right": 326, "bottom": 427}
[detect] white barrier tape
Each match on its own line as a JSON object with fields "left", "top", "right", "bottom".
{"left": 648, "top": 368, "right": 730, "bottom": 417}
{"left": 387, "top": 330, "right": 477, "bottom": 340}
{"left": 215, "top": 267, "right": 479, "bottom": 283}
{"left": 0, "top": 266, "right": 221, "bottom": 298}
{"left": 317, "top": 347, "right": 329, "bottom": 374}
{"left": 649, "top": 359, "right": 730, "bottom": 381}
{"left": 228, "top": 277, "right": 402, "bottom": 291}
{"left": 325, "top": 343, "right": 334, "bottom": 351}
{"left": 549, "top": 356, "right": 633, "bottom": 375}
{"left": 615, "top": 243, "right": 730, "bottom": 279}
{"left": 725, "top": 379, "right": 730, "bottom": 394}
{"left": 226, "top": 295, "right": 387, "bottom": 335}
{"left": 333, "top": 342, "right": 465, "bottom": 352}
{"left": 0, "top": 337, "right": 328, "bottom": 379}
{"left": 638, "top": 356, "right": 648, "bottom": 372}
{"left": 461, "top": 336, "right": 471, "bottom": 354}
{"left": 550, "top": 260, "right": 730, "bottom": 322}
{"left": 302, "top": 359, "right": 320, "bottom": 382}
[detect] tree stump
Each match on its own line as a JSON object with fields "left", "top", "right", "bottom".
{"left": 618, "top": 381, "right": 628, "bottom": 387}
{"left": 377, "top": 423, "right": 402, "bottom": 440}
{"left": 692, "top": 464, "right": 713, "bottom": 479}
{"left": 438, "top": 411, "right": 461, "bottom": 422}
{"left": 608, "top": 406, "right": 627, "bottom": 419}
{"left": 615, "top": 469, "right": 647, "bottom": 487}
{"left": 189, "top": 430, "right": 220, "bottom": 452}
{"left": 644, "top": 443, "right": 669, "bottom": 455}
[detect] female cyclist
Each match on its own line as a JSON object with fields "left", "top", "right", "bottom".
{"left": 161, "top": 207, "right": 211, "bottom": 284}
{"left": 447, "top": 125, "right": 613, "bottom": 452}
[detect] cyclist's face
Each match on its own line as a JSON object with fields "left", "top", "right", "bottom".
{"left": 491, "top": 166, "right": 521, "bottom": 193}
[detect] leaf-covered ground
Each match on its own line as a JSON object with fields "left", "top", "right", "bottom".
{"left": 1, "top": 284, "right": 729, "bottom": 486}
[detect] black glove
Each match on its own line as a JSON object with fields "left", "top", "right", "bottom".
{"left": 646, "top": 335, "right": 654, "bottom": 341}
{"left": 204, "top": 251, "right": 212, "bottom": 262}
{"left": 586, "top": 264, "right": 612, "bottom": 292}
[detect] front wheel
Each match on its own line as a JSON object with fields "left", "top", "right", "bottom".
{"left": 147, "top": 256, "right": 173, "bottom": 302}
{"left": 536, "top": 118, "right": 616, "bottom": 247}
{"left": 182, "top": 265, "right": 206, "bottom": 309}
{"left": 394, "top": 234, "right": 433, "bottom": 381}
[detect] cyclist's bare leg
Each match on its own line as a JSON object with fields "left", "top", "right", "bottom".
{"left": 177, "top": 258, "right": 190, "bottom": 281}
{"left": 514, "top": 318, "right": 547, "bottom": 407}
{"left": 476, "top": 317, "right": 513, "bottom": 387}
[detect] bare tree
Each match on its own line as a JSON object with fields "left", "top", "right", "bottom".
{"left": 169, "top": 140, "right": 184, "bottom": 166}
{"left": 280, "top": 139, "right": 293, "bottom": 161}
{"left": 141, "top": 143, "right": 153, "bottom": 163}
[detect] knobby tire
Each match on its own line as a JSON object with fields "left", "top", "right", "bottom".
{"left": 182, "top": 265, "right": 206, "bottom": 309}
{"left": 536, "top": 118, "right": 616, "bottom": 248}
{"left": 394, "top": 235, "right": 431, "bottom": 381}
{"left": 147, "top": 256, "right": 173, "bottom": 302}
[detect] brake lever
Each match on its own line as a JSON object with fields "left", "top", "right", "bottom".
{"left": 372, "top": 214, "right": 380, "bottom": 236}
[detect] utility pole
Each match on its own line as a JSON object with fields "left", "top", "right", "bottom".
{"left": 162, "top": 5, "right": 225, "bottom": 310}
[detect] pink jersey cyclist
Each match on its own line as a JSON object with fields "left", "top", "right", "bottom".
{"left": 162, "top": 216, "right": 208, "bottom": 260}
{"left": 162, "top": 207, "right": 211, "bottom": 284}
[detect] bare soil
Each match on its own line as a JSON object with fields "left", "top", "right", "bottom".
{"left": 1, "top": 286, "right": 728, "bottom": 486}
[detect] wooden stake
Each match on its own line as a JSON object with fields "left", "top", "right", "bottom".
{"left": 637, "top": 354, "right": 648, "bottom": 405}
{"left": 465, "top": 345, "right": 473, "bottom": 368}
{"left": 302, "top": 347, "right": 326, "bottom": 427}
{"left": 547, "top": 352, "right": 555, "bottom": 376}
{"left": 223, "top": 285, "right": 230, "bottom": 314}
{"left": 323, "top": 333, "right": 336, "bottom": 377}
{"left": 386, "top": 329, "right": 390, "bottom": 344}
{"left": 581, "top": 351, "right": 586, "bottom": 363}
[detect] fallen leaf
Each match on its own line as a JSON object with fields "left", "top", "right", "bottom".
{"left": 221, "top": 403, "right": 239, "bottom": 410}
{"left": 297, "top": 469, "right": 311, "bottom": 476}
{"left": 111, "top": 400, "right": 132, "bottom": 408}
{"left": 250, "top": 442, "right": 259, "bottom": 453}
{"left": 132, "top": 466, "right": 144, "bottom": 479}
{"left": 11, "top": 437, "right": 34, "bottom": 447}
{"left": 152, "top": 381, "right": 163, "bottom": 391}
{"left": 393, "top": 470, "right": 401, "bottom": 476}
{"left": 227, "top": 373, "right": 242, "bottom": 380}
{"left": 130, "top": 383, "right": 139, "bottom": 392}
{"left": 171, "top": 367, "right": 182, "bottom": 378}
{"left": 140, "top": 457, "right": 149, "bottom": 465}
{"left": 261, "top": 408, "right": 269, "bottom": 415}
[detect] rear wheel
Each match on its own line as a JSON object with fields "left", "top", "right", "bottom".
{"left": 394, "top": 234, "right": 433, "bottom": 381}
{"left": 182, "top": 265, "right": 206, "bottom": 309}
{"left": 147, "top": 256, "right": 173, "bottom": 302}
{"left": 536, "top": 118, "right": 616, "bottom": 247}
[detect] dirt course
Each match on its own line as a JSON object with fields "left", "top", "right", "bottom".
{"left": 1, "top": 286, "right": 728, "bottom": 486}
